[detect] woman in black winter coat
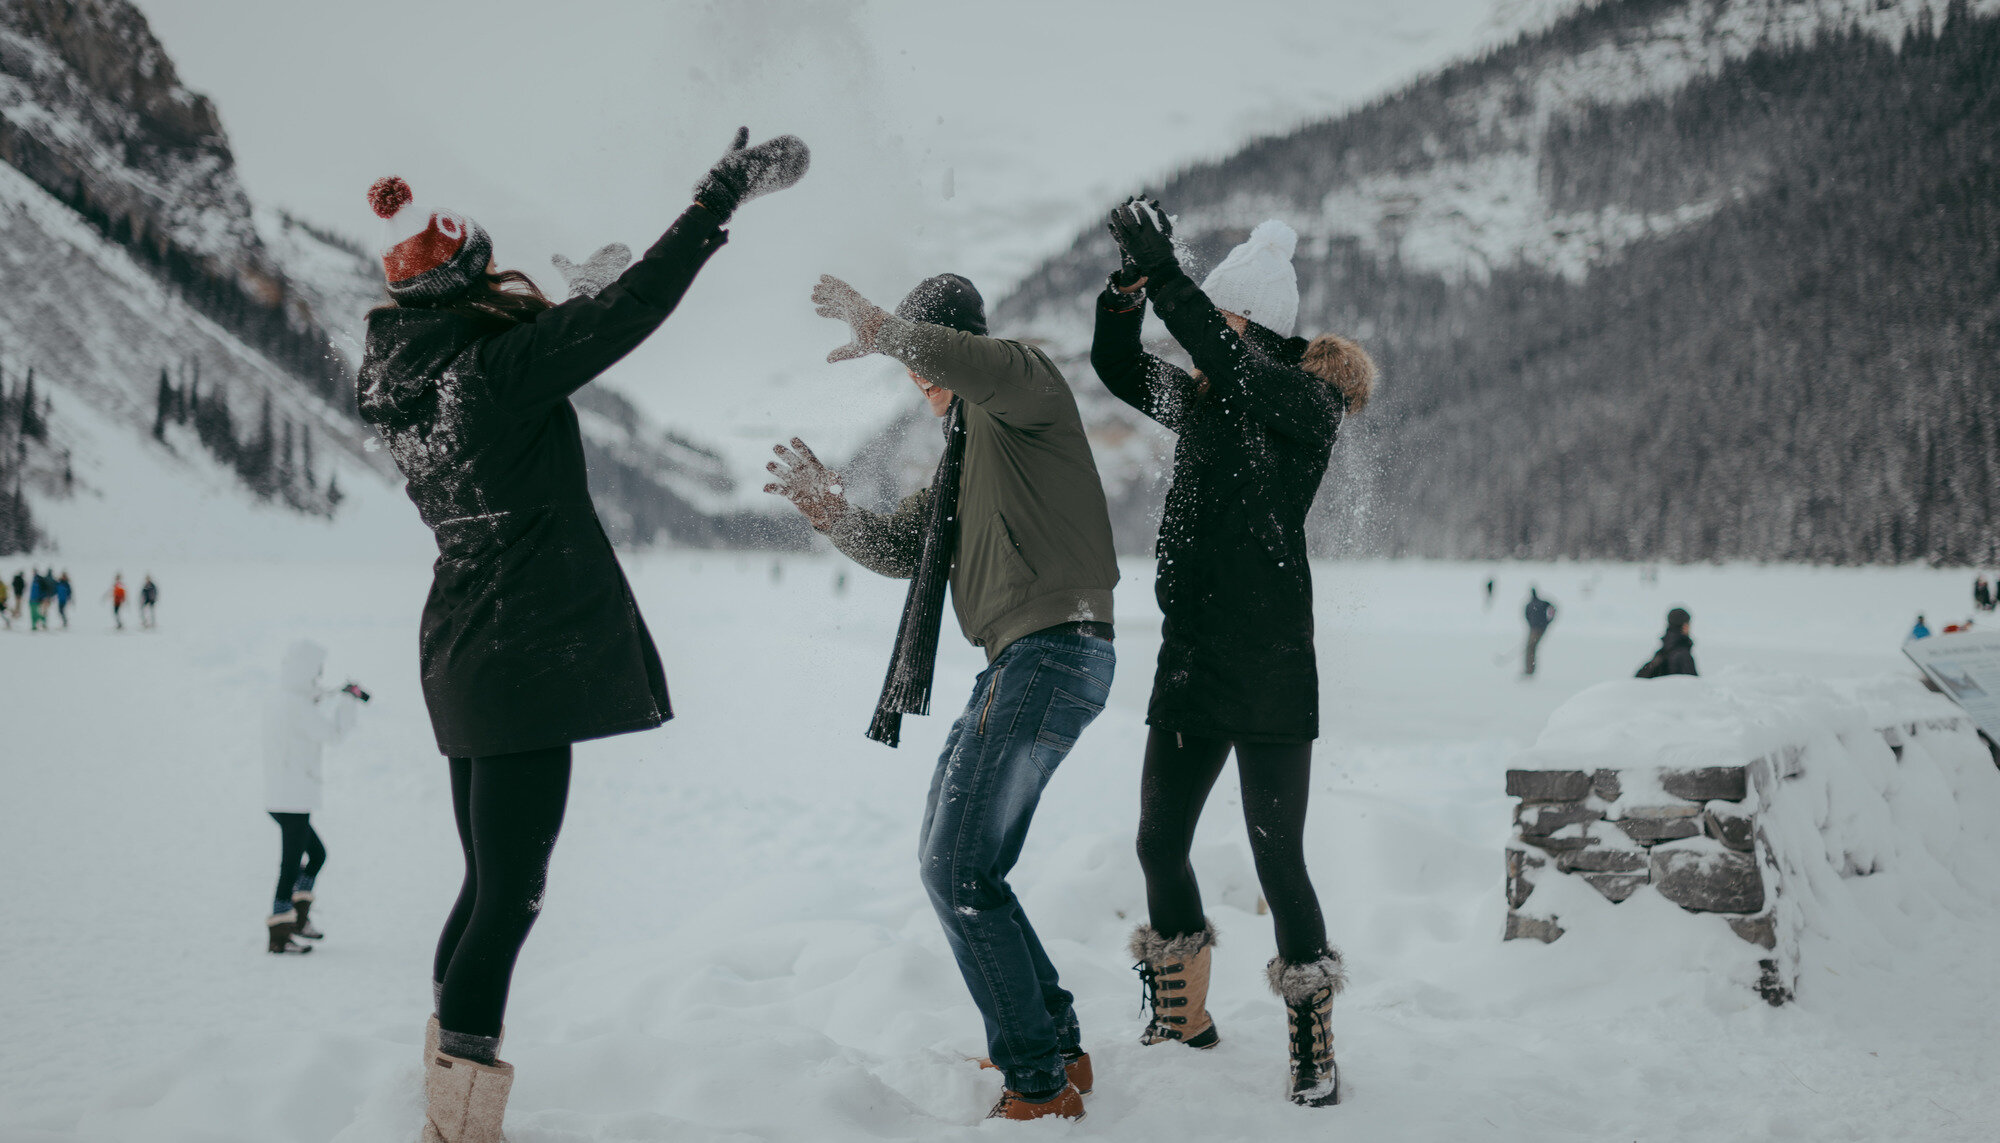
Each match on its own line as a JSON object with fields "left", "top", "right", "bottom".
{"left": 357, "top": 130, "right": 805, "bottom": 1138}
{"left": 1092, "top": 198, "right": 1374, "bottom": 1109}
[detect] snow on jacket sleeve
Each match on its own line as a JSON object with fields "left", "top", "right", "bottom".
{"left": 1089, "top": 291, "right": 1200, "bottom": 433}
{"left": 477, "top": 204, "right": 729, "bottom": 416}
{"left": 1148, "top": 268, "right": 1341, "bottom": 449}
{"left": 824, "top": 488, "right": 932, "bottom": 579}
{"left": 874, "top": 316, "right": 1068, "bottom": 432}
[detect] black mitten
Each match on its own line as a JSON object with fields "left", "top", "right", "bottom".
{"left": 693, "top": 127, "right": 811, "bottom": 220}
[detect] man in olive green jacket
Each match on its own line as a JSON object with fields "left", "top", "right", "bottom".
{"left": 766, "top": 272, "right": 1117, "bottom": 1122}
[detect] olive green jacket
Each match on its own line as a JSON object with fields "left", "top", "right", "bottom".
{"left": 824, "top": 314, "right": 1119, "bottom": 661}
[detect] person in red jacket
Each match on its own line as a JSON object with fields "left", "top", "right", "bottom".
{"left": 104, "top": 574, "right": 127, "bottom": 630}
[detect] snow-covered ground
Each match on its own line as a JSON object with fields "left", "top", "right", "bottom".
{"left": 3, "top": 556, "right": 1997, "bottom": 1141}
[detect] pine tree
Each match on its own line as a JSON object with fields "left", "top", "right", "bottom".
{"left": 246, "top": 392, "right": 275, "bottom": 496}
{"left": 153, "top": 367, "right": 172, "bottom": 441}
{"left": 19, "top": 368, "right": 41, "bottom": 441}
{"left": 300, "top": 425, "right": 316, "bottom": 490}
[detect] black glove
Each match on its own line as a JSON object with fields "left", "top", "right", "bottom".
{"left": 1107, "top": 196, "right": 1179, "bottom": 280}
{"left": 693, "top": 127, "right": 812, "bottom": 220}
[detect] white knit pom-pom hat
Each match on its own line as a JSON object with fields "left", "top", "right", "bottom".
{"left": 1199, "top": 219, "right": 1300, "bottom": 337}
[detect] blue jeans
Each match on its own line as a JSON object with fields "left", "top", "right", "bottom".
{"left": 919, "top": 630, "right": 1115, "bottom": 1095}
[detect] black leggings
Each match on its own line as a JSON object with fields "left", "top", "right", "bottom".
{"left": 1135, "top": 729, "right": 1329, "bottom": 965}
{"left": 433, "top": 747, "right": 572, "bottom": 1039}
{"left": 268, "top": 812, "right": 325, "bottom": 909}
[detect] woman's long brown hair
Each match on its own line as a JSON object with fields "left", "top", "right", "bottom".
{"left": 399, "top": 269, "right": 555, "bottom": 323}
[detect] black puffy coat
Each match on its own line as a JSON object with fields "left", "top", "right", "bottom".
{"left": 1090, "top": 268, "right": 1343, "bottom": 743}
{"left": 1636, "top": 630, "right": 1697, "bottom": 678}
{"left": 357, "top": 204, "right": 727, "bottom": 758}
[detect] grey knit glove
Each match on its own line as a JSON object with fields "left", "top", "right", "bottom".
{"left": 551, "top": 243, "right": 633, "bottom": 301}
{"left": 693, "top": 127, "right": 811, "bottom": 220}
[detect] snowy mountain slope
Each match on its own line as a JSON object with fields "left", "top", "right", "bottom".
{"left": 0, "top": 156, "right": 427, "bottom": 557}
{"left": 987, "top": 0, "right": 2000, "bottom": 563}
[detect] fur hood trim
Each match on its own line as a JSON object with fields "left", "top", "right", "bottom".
{"left": 1266, "top": 949, "right": 1348, "bottom": 1002}
{"left": 1128, "top": 919, "right": 1218, "bottom": 964}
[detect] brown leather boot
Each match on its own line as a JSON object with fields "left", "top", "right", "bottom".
{"left": 1129, "top": 920, "right": 1218, "bottom": 1048}
{"left": 986, "top": 1082, "right": 1085, "bottom": 1121}
{"left": 290, "top": 891, "right": 322, "bottom": 940}
{"left": 1269, "top": 950, "right": 1347, "bottom": 1107}
{"left": 975, "top": 1052, "right": 1092, "bottom": 1095}
{"left": 420, "top": 1049, "right": 514, "bottom": 1142}
{"left": 266, "top": 910, "right": 311, "bottom": 955}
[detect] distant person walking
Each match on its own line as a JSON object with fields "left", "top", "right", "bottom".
{"left": 140, "top": 575, "right": 158, "bottom": 628}
{"left": 1484, "top": 577, "right": 1495, "bottom": 610}
{"left": 8, "top": 569, "right": 20, "bottom": 620}
{"left": 104, "top": 573, "right": 126, "bottom": 630}
{"left": 1911, "top": 614, "right": 1931, "bottom": 641}
{"left": 1975, "top": 576, "right": 1993, "bottom": 613}
{"left": 0, "top": 575, "right": 10, "bottom": 629}
{"left": 262, "top": 640, "right": 364, "bottom": 955}
{"left": 1524, "top": 588, "right": 1557, "bottom": 676}
{"left": 54, "top": 571, "right": 71, "bottom": 628}
{"left": 1635, "top": 607, "right": 1698, "bottom": 678}
{"left": 27, "top": 569, "right": 47, "bottom": 631}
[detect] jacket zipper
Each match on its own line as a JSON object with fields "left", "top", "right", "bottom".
{"left": 979, "top": 671, "right": 1001, "bottom": 735}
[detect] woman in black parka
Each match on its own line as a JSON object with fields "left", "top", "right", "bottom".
{"left": 1092, "top": 198, "right": 1374, "bottom": 1109}
{"left": 358, "top": 130, "right": 805, "bottom": 1140}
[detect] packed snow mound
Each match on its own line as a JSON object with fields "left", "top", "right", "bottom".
{"left": 1511, "top": 669, "right": 2000, "bottom": 1002}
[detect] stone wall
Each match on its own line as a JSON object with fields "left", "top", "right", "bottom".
{"left": 1504, "top": 714, "right": 1969, "bottom": 1006}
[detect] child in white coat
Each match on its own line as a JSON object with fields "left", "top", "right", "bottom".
{"left": 263, "top": 640, "right": 364, "bottom": 954}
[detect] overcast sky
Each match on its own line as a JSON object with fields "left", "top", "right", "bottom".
{"left": 134, "top": 0, "right": 1520, "bottom": 454}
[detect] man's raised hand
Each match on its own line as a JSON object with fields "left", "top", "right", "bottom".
{"left": 763, "top": 438, "right": 848, "bottom": 530}
{"left": 813, "top": 275, "right": 889, "bottom": 363}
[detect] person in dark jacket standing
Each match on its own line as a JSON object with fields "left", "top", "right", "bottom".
{"left": 1091, "top": 198, "right": 1375, "bottom": 1109}
{"left": 1524, "top": 588, "right": 1556, "bottom": 677}
{"left": 356, "top": 129, "right": 807, "bottom": 1143}
{"left": 1635, "top": 607, "right": 1697, "bottom": 678}
{"left": 767, "top": 272, "right": 1119, "bottom": 1123}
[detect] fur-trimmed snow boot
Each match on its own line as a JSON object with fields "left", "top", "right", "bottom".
{"left": 986, "top": 1081, "right": 1085, "bottom": 1121}
{"left": 420, "top": 1049, "right": 513, "bottom": 1143}
{"left": 266, "top": 910, "right": 312, "bottom": 955}
{"left": 291, "top": 891, "right": 322, "bottom": 940}
{"left": 1129, "top": 920, "right": 1219, "bottom": 1048}
{"left": 1268, "top": 950, "right": 1346, "bottom": 1107}
{"left": 975, "top": 1050, "right": 1092, "bottom": 1095}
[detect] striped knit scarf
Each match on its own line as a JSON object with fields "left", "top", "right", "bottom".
{"left": 867, "top": 399, "right": 967, "bottom": 747}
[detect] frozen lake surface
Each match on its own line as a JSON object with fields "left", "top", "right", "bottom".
{"left": 2, "top": 555, "right": 1996, "bottom": 1141}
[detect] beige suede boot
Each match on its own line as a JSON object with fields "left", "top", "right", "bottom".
{"left": 420, "top": 1050, "right": 513, "bottom": 1143}
{"left": 1269, "top": 950, "right": 1347, "bottom": 1107}
{"left": 1128, "top": 920, "right": 1219, "bottom": 1049}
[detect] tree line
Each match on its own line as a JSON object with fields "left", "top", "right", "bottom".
{"left": 153, "top": 361, "right": 343, "bottom": 518}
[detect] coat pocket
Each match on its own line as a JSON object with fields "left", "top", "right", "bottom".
{"left": 992, "top": 510, "right": 1038, "bottom": 587}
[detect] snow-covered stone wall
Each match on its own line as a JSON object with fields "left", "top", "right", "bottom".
{"left": 1504, "top": 671, "right": 2000, "bottom": 1006}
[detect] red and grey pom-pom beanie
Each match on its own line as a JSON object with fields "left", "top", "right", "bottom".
{"left": 367, "top": 177, "right": 492, "bottom": 301}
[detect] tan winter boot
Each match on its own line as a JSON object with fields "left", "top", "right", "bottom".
{"left": 420, "top": 1049, "right": 513, "bottom": 1143}
{"left": 1268, "top": 950, "right": 1347, "bottom": 1107}
{"left": 975, "top": 1052, "right": 1093, "bottom": 1095}
{"left": 1128, "top": 920, "right": 1219, "bottom": 1049}
{"left": 986, "top": 1082, "right": 1085, "bottom": 1121}
{"left": 426, "top": 1010, "right": 502, "bottom": 1067}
